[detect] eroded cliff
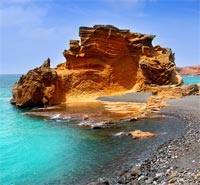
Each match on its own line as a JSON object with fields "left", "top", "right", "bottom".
{"left": 11, "top": 25, "right": 182, "bottom": 107}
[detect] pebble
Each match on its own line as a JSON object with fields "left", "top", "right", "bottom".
{"left": 168, "top": 178, "right": 175, "bottom": 183}
{"left": 145, "top": 177, "right": 153, "bottom": 184}
{"left": 166, "top": 169, "right": 171, "bottom": 174}
{"left": 131, "top": 167, "right": 141, "bottom": 176}
{"left": 138, "top": 175, "right": 144, "bottom": 181}
{"left": 170, "top": 173, "right": 177, "bottom": 178}
{"left": 155, "top": 172, "right": 163, "bottom": 179}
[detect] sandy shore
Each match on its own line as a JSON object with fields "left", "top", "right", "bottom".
{"left": 88, "top": 95, "right": 200, "bottom": 185}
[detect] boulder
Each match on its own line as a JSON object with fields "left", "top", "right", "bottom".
{"left": 154, "top": 84, "right": 199, "bottom": 99}
{"left": 129, "top": 130, "right": 157, "bottom": 139}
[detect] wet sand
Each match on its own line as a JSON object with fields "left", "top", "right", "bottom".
{"left": 97, "top": 92, "right": 152, "bottom": 103}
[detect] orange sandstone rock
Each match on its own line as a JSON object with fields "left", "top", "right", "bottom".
{"left": 10, "top": 59, "right": 65, "bottom": 107}
{"left": 129, "top": 130, "right": 157, "bottom": 140}
{"left": 11, "top": 25, "right": 182, "bottom": 107}
{"left": 153, "top": 84, "right": 199, "bottom": 99}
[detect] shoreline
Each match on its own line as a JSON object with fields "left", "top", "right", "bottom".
{"left": 24, "top": 92, "right": 155, "bottom": 129}
{"left": 21, "top": 90, "right": 200, "bottom": 184}
{"left": 88, "top": 95, "right": 200, "bottom": 185}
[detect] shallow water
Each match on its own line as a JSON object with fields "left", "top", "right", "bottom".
{"left": 0, "top": 74, "right": 197, "bottom": 185}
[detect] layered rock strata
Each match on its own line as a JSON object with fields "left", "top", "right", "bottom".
{"left": 11, "top": 25, "right": 182, "bottom": 107}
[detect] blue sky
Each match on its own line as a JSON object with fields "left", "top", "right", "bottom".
{"left": 0, "top": 0, "right": 199, "bottom": 74}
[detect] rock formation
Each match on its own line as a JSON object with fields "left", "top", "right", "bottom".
{"left": 177, "top": 65, "right": 200, "bottom": 76}
{"left": 10, "top": 59, "right": 65, "bottom": 107}
{"left": 154, "top": 84, "right": 200, "bottom": 98}
{"left": 11, "top": 25, "right": 183, "bottom": 107}
{"left": 129, "top": 130, "right": 157, "bottom": 140}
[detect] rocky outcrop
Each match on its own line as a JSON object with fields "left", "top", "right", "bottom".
{"left": 129, "top": 130, "right": 157, "bottom": 140}
{"left": 11, "top": 59, "right": 65, "bottom": 107}
{"left": 177, "top": 65, "right": 200, "bottom": 76}
{"left": 11, "top": 25, "right": 182, "bottom": 107}
{"left": 61, "top": 25, "right": 182, "bottom": 95}
{"left": 150, "top": 84, "right": 200, "bottom": 99}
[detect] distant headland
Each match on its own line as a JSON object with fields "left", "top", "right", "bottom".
{"left": 177, "top": 65, "right": 200, "bottom": 76}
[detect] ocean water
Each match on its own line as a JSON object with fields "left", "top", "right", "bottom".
{"left": 0, "top": 75, "right": 199, "bottom": 185}
{"left": 183, "top": 75, "right": 200, "bottom": 85}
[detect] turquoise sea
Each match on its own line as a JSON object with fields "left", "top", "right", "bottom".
{"left": 182, "top": 75, "right": 200, "bottom": 85}
{"left": 0, "top": 75, "right": 199, "bottom": 185}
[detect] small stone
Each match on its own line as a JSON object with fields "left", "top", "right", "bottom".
{"left": 178, "top": 178, "right": 184, "bottom": 183}
{"left": 187, "top": 172, "right": 191, "bottom": 176}
{"left": 131, "top": 167, "right": 141, "bottom": 176}
{"left": 194, "top": 173, "right": 200, "bottom": 180}
{"left": 166, "top": 169, "right": 171, "bottom": 174}
{"left": 118, "top": 172, "right": 132, "bottom": 183}
{"left": 118, "top": 176, "right": 126, "bottom": 184}
{"left": 155, "top": 173, "right": 163, "bottom": 179}
{"left": 153, "top": 181, "right": 157, "bottom": 185}
{"left": 145, "top": 177, "right": 153, "bottom": 184}
{"left": 97, "top": 178, "right": 109, "bottom": 185}
{"left": 168, "top": 178, "right": 175, "bottom": 183}
{"left": 138, "top": 175, "right": 145, "bottom": 181}
{"left": 170, "top": 173, "right": 177, "bottom": 178}
{"left": 165, "top": 161, "right": 169, "bottom": 165}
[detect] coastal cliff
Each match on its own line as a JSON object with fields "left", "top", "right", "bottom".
{"left": 11, "top": 25, "right": 182, "bottom": 107}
